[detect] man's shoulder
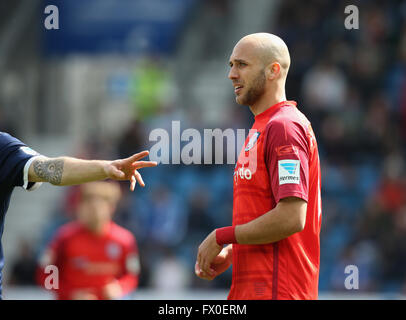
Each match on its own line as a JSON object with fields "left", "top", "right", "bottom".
{"left": 265, "top": 106, "right": 310, "bottom": 135}
{"left": 0, "top": 132, "right": 24, "bottom": 150}
{"left": 0, "top": 132, "right": 37, "bottom": 162}
{"left": 0, "top": 132, "right": 13, "bottom": 142}
{"left": 55, "top": 221, "right": 83, "bottom": 240}
{"left": 0, "top": 132, "right": 33, "bottom": 186}
{"left": 109, "top": 223, "right": 135, "bottom": 244}
{"left": 261, "top": 107, "right": 312, "bottom": 151}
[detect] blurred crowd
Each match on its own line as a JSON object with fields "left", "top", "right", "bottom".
{"left": 8, "top": 0, "right": 406, "bottom": 296}
{"left": 275, "top": 0, "right": 406, "bottom": 292}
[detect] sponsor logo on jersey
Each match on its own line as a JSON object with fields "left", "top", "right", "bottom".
{"left": 278, "top": 159, "right": 300, "bottom": 185}
{"left": 234, "top": 163, "right": 252, "bottom": 183}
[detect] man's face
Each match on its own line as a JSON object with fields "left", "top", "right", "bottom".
{"left": 77, "top": 191, "right": 116, "bottom": 233}
{"left": 228, "top": 42, "right": 267, "bottom": 106}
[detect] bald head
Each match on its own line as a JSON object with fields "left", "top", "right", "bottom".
{"left": 234, "top": 33, "right": 290, "bottom": 75}
{"left": 228, "top": 33, "right": 290, "bottom": 110}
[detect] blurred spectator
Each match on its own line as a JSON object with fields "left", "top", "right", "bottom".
{"left": 378, "top": 205, "right": 406, "bottom": 292}
{"left": 185, "top": 187, "right": 215, "bottom": 243}
{"left": 8, "top": 240, "right": 37, "bottom": 286}
{"left": 117, "top": 120, "right": 148, "bottom": 158}
{"left": 150, "top": 247, "right": 191, "bottom": 291}
{"left": 36, "top": 181, "right": 140, "bottom": 300}
{"left": 373, "top": 153, "right": 406, "bottom": 212}
{"left": 302, "top": 57, "right": 348, "bottom": 112}
{"left": 130, "top": 58, "right": 174, "bottom": 119}
{"left": 330, "top": 240, "right": 379, "bottom": 292}
{"left": 148, "top": 185, "right": 188, "bottom": 247}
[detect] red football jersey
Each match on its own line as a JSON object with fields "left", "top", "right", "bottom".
{"left": 37, "top": 221, "right": 140, "bottom": 300}
{"left": 229, "top": 100, "right": 322, "bottom": 300}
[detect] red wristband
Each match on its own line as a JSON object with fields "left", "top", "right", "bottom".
{"left": 216, "top": 226, "right": 237, "bottom": 246}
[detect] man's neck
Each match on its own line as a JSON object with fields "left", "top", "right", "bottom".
{"left": 249, "top": 86, "right": 286, "bottom": 116}
{"left": 86, "top": 222, "right": 110, "bottom": 236}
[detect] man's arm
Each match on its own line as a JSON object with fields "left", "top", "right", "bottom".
{"left": 197, "top": 197, "right": 306, "bottom": 276}
{"left": 102, "top": 237, "right": 140, "bottom": 300}
{"left": 28, "top": 151, "right": 157, "bottom": 191}
{"left": 235, "top": 196, "right": 306, "bottom": 244}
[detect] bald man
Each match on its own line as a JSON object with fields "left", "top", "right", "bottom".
{"left": 195, "top": 33, "right": 322, "bottom": 300}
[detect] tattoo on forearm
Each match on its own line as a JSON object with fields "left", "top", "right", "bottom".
{"left": 33, "top": 158, "right": 64, "bottom": 185}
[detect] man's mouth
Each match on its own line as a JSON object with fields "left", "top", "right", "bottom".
{"left": 234, "top": 85, "right": 243, "bottom": 94}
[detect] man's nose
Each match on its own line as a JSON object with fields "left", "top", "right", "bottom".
{"left": 228, "top": 67, "right": 238, "bottom": 80}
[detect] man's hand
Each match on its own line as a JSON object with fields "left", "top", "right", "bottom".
{"left": 195, "top": 245, "right": 232, "bottom": 280}
{"left": 196, "top": 230, "right": 223, "bottom": 278}
{"left": 104, "top": 151, "right": 157, "bottom": 191}
{"left": 71, "top": 289, "right": 98, "bottom": 300}
{"left": 102, "top": 280, "right": 123, "bottom": 300}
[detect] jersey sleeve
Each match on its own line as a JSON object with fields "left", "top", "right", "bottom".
{"left": 117, "top": 235, "right": 140, "bottom": 297}
{"left": 264, "top": 119, "right": 309, "bottom": 204}
{"left": 0, "top": 132, "right": 43, "bottom": 190}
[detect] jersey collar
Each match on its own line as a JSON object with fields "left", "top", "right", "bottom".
{"left": 254, "top": 100, "right": 297, "bottom": 121}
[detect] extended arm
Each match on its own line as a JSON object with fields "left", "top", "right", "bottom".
{"left": 28, "top": 151, "right": 157, "bottom": 191}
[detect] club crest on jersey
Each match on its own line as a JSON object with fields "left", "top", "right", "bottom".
{"left": 20, "top": 146, "right": 39, "bottom": 156}
{"left": 72, "top": 256, "right": 88, "bottom": 269}
{"left": 106, "top": 242, "right": 121, "bottom": 259}
{"left": 245, "top": 132, "right": 260, "bottom": 151}
{"left": 278, "top": 159, "right": 300, "bottom": 185}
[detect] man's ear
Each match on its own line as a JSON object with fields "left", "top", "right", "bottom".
{"left": 267, "top": 62, "right": 281, "bottom": 80}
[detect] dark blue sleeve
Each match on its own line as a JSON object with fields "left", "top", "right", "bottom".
{"left": 0, "top": 132, "right": 41, "bottom": 188}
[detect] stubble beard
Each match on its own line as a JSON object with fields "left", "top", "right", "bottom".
{"left": 236, "top": 69, "right": 266, "bottom": 106}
